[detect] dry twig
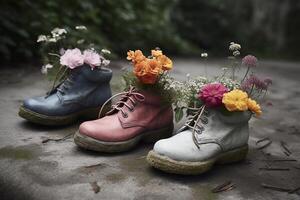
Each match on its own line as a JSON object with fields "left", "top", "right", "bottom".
{"left": 280, "top": 141, "right": 292, "bottom": 156}
{"left": 212, "top": 181, "right": 235, "bottom": 193}
{"left": 259, "top": 167, "right": 290, "bottom": 171}
{"left": 42, "top": 133, "right": 73, "bottom": 143}
{"left": 261, "top": 183, "right": 291, "bottom": 192}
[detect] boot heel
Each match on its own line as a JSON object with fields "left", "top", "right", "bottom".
{"left": 216, "top": 145, "right": 248, "bottom": 164}
{"left": 142, "top": 124, "right": 174, "bottom": 143}
{"left": 80, "top": 102, "right": 111, "bottom": 120}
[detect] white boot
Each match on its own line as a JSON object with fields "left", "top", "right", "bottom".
{"left": 147, "top": 108, "right": 252, "bottom": 175}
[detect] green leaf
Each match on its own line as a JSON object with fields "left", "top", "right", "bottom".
{"left": 175, "top": 107, "right": 184, "bottom": 123}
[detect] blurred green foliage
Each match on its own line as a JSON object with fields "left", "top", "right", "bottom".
{"left": 0, "top": 0, "right": 299, "bottom": 62}
{"left": 172, "top": 0, "right": 300, "bottom": 58}
{"left": 0, "top": 0, "right": 195, "bottom": 62}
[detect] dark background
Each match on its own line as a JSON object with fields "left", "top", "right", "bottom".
{"left": 1, "top": 0, "right": 299, "bottom": 63}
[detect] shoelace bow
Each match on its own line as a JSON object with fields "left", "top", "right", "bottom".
{"left": 98, "top": 86, "right": 145, "bottom": 118}
{"left": 184, "top": 105, "right": 209, "bottom": 149}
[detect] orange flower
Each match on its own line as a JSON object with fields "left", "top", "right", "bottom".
{"left": 127, "top": 50, "right": 146, "bottom": 63}
{"left": 157, "top": 55, "right": 173, "bottom": 70}
{"left": 138, "top": 74, "right": 158, "bottom": 84}
{"left": 127, "top": 49, "right": 173, "bottom": 84}
{"left": 148, "top": 58, "right": 162, "bottom": 75}
{"left": 134, "top": 60, "right": 148, "bottom": 77}
{"left": 151, "top": 49, "right": 163, "bottom": 57}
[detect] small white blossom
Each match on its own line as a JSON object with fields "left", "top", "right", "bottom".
{"left": 37, "top": 35, "right": 47, "bottom": 43}
{"left": 41, "top": 64, "right": 54, "bottom": 74}
{"left": 77, "top": 39, "right": 85, "bottom": 44}
{"left": 101, "top": 49, "right": 111, "bottom": 55}
{"left": 221, "top": 67, "right": 228, "bottom": 71}
{"left": 75, "top": 25, "right": 87, "bottom": 30}
{"left": 233, "top": 50, "right": 240, "bottom": 57}
{"left": 201, "top": 53, "right": 208, "bottom": 58}
{"left": 229, "top": 42, "right": 241, "bottom": 51}
{"left": 48, "top": 38, "right": 57, "bottom": 43}
{"left": 102, "top": 59, "right": 110, "bottom": 67}
{"left": 51, "top": 28, "right": 67, "bottom": 38}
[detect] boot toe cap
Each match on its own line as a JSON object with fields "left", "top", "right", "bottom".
{"left": 153, "top": 138, "right": 188, "bottom": 161}
{"left": 153, "top": 131, "right": 222, "bottom": 162}
{"left": 79, "top": 121, "right": 99, "bottom": 138}
{"left": 23, "top": 97, "right": 43, "bottom": 113}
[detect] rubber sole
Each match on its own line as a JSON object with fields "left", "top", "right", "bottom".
{"left": 18, "top": 103, "right": 111, "bottom": 126}
{"left": 73, "top": 124, "right": 174, "bottom": 153}
{"left": 146, "top": 145, "right": 248, "bottom": 175}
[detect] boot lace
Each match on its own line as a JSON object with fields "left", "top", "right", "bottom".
{"left": 56, "top": 74, "right": 75, "bottom": 95}
{"left": 46, "top": 66, "right": 71, "bottom": 97}
{"left": 98, "top": 86, "right": 145, "bottom": 118}
{"left": 184, "top": 105, "right": 209, "bottom": 149}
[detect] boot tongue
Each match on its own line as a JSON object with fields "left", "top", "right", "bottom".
{"left": 177, "top": 107, "right": 212, "bottom": 134}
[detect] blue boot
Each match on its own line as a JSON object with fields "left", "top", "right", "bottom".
{"left": 19, "top": 65, "right": 112, "bottom": 126}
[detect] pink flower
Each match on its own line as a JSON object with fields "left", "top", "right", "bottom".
{"left": 241, "top": 75, "right": 267, "bottom": 90}
{"left": 60, "top": 48, "right": 84, "bottom": 69}
{"left": 264, "top": 77, "right": 272, "bottom": 86}
{"left": 198, "top": 83, "right": 228, "bottom": 107}
{"left": 242, "top": 55, "right": 258, "bottom": 67}
{"left": 83, "top": 49, "right": 101, "bottom": 69}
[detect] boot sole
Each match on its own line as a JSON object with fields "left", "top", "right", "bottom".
{"left": 73, "top": 124, "right": 174, "bottom": 153}
{"left": 146, "top": 145, "right": 248, "bottom": 175}
{"left": 18, "top": 103, "right": 111, "bottom": 126}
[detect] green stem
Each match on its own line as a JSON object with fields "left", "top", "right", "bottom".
{"left": 242, "top": 67, "right": 250, "bottom": 82}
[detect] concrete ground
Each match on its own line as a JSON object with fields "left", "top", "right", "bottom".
{"left": 0, "top": 59, "right": 299, "bottom": 200}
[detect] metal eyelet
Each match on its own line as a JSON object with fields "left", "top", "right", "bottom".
{"left": 204, "top": 111, "right": 210, "bottom": 117}
{"left": 201, "top": 117, "right": 208, "bottom": 124}
{"left": 122, "top": 113, "right": 128, "bottom": 118}
{"left": 199, "top": 126, "right": 205, "bottom": 132}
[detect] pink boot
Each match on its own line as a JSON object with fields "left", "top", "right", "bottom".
{"left": 74, "top": 87, "right": 174, "bottom": 152}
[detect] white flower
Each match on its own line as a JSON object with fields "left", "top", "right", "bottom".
{"left": 102, "top": 59, "right": 110, "bottom": 67}
{"left": 48, "top": 38, "right": 57, "bottom": 43}
{"left": 51, "top": 28, "right": 67, "bottom": 37}
{"left": 77, "top": 39, "right": 85, "bottom": 44}
{"left": 41, "top": 64, "right": 54, "bottom": 74}
{"left": 201, "top": 53, "right": 208, "bottom": 58}
{"left": 37, "top": 35, "right": 47, "bottom": 43}
{"left": 75, "top": 25, "right": 87, "bottom": 30}
{"left": 221, "top": 67, "right": 228, "bottom": 71}
{"left": 229, "top": 42, "right": 241, "bottom": 51}
{"left": 101, "top": 49, "right": 111, "bottom": 55}
{"left": 233, "top": 50, "right": 240, "bottom": 57}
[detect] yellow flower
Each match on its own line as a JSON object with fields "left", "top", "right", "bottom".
{"left": 247, "top": 98, "right": 262, "bottom": 116}
{"left": 222, "top": 89, "right": 249, "bottom": 111}
{"left": 151, "top": 49, "right": 163, "bottom": 57}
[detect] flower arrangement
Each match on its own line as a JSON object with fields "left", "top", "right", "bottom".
{"left": 122, "top": 48, "right": 175, "bottom": 103}
{"left": 37, "top": 26, "right": 111, "bottom": 91}
{"left": 126, "top": 49, "right": 173, "bottom": 84}
{"left": 174, "top": 42, "right": 271, "bottom": 122}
